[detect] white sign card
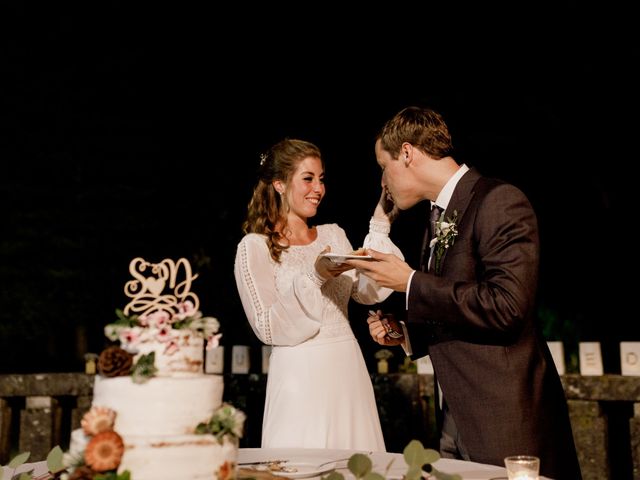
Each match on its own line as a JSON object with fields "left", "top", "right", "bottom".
{"left": 231, "top": 345, "right": 251, "bottom": 374}
{"left": 416, "top": 355, "right": 434, "bottom": 374}
{"left": 261, "top": 345, "right": 272, "bottom": 374}
{"left": 620, "top": 342, "right": 640, "bottom": 376}
{"left": 579, "top": 342, "right": 604, "bottom": 376}
{"left": 547, "top": 341, "right": 566, "bottom": 375}
{"left": 205, "top": 346, "right": 224, "bottom": 374}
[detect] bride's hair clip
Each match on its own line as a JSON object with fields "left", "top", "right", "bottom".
{"left": 259, "top": 153, "right": 267, "bottom": 166}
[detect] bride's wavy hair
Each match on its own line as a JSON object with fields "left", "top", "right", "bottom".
{"left": 242, "top": 138, "right": 323, "bottom": 262}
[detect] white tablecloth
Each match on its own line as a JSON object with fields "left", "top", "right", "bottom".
{"left": 6, "top": 449, "right": 551, "bottom": 479}
{"left": 239, "top": 447, "right": 547, "bottom": 479}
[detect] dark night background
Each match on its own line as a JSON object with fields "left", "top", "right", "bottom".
{"left": 1, "top": 4, "right": 638, "bottom": 375}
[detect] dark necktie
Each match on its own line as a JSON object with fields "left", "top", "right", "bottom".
{"left": 430, "top": 204, "right": 443, "bottom": 243}
{"left": 420, "top": 204, "right": 443, "bottom": 271}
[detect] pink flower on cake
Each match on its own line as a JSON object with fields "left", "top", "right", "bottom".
{"left": 175, "top": 300, "right": 197, "bottom": 320}
{"left": 106, "top": 308, "right": 220, "bottom": 355}
{"left": 146, "top": 310, "right": 171, "bottom": 328}
{"left": 164, "top": 340, "right": 180, "bottom": 356}
{"left": 118, "top": 326, "right": 143, "bottom": 346}
{"left": 155, "top": 325, "right": 174, "bottom": 342}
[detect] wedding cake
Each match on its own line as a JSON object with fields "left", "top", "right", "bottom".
{"left": 65, "top": 257, "right": 244, "bottom": 480}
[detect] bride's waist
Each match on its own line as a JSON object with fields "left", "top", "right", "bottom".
{"left": 286, "top": 323, "right": 355, "bottom": 348}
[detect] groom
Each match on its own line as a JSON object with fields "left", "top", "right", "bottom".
{"left": 347, "top": 106, "right": 582, "bottom": 480}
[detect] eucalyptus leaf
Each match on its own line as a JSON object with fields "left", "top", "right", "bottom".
{"left": 0, "top": 467, "right": 3, "bottom": 480}
{"left": 347, "top": 453, "right": 372, "bottom": 478}
{"left": 403, "top": 439, "right": 426, "bottom": 467}
{"left": 422, "top": 448, "right": 440, "bottom": 465}
{"left": 17, "top": 473, "right": 32, "bottom": 480}
{"left": 323, "top": 471, "right": 345, "bottom": 480}
{"left": 404, "top": 465, "right": 423, "bottom": 480}
{"left": 7, "top": 452, "right": 30, "bottom": 468}
{"left": 46, "top": 445, "right": 66, "bottom": 473}
{"left": 363, "top": 473, "right": 385, "bottom": 480}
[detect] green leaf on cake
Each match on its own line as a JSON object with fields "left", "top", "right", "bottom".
{"left": 115, "top": 308, "right": 139, "bottom": 326}
{"left": 95, "top": 470, "right": 131, "bottom": 480}
{"left": 131, "top": 352, "right": 157, "bottom": 383}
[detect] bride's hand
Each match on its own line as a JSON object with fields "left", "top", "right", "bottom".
{"left": 372, "top": 188, "right": 399, "bottom": 224}
{"left": 314, "top": 246, "right": 354, "bottom": 280}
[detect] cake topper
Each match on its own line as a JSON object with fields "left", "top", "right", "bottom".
{"left": 123, "top": 257, "right": 199, "bottom": 317}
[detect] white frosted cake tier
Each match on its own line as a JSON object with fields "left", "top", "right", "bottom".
{"left": 118, "top": 434, "right": 238, "bottom": 480}
{"left": 92, "top": 374, "right": 223, "bottom": 436}
{"left": 67, "top": 429, "right": 237, "bottom": 480}
{"left": 129, "top": 331, "right": 205, "bottom": 376}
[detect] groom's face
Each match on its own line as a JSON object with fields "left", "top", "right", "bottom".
{"left": 375, "top": 139, "right": 415, "bottom": 210}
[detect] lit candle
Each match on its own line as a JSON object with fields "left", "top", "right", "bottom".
{"left": 512, "top": 473, "right": 537, "bottom": 480}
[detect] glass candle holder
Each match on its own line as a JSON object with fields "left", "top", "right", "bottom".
{"left": 504, "top": 455, "right": 540, "bottom": 480}
{"left": 84, "top": 353, "right": 99, "bottom": 374}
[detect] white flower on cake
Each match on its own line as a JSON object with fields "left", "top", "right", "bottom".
{"left": 196, "top": 403, "right": 247, "bottom": 442}
{"left": 104, "top": 301, "right": 221, "bottom": 354}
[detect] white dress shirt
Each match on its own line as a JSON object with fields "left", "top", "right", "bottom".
{"left": 401, "top": 164, "right": 469, "bottom": 355}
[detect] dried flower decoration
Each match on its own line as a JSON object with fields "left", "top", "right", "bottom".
{"left": 81, "top": 406, "right": 117, "bottom": 436}
{"left": 259, "top": 152, "right": 267, "bottom": 166}
{"left": 84, "top": 431, "right": 125, "bottom": 472}
{"left": 429, "top": 209, "right": 459, "bottom": 274}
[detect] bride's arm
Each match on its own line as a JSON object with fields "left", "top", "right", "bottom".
{"left": 234, "top": 235, "right": 323, "bottom": 346}
{"left": 348, "top": 191, "right": 404, "bottom": 303}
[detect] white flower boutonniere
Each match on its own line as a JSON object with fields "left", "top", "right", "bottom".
{"left": 429, "top": 210, "right": 459, "bottom": 274}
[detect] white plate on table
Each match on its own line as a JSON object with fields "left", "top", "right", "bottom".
{"left": 320, "top": 253, "right": 373, "bottom": 264}
{"left": 240, "top": 457, "right": 341, "bottom": 479}
{"left": 274, "top": 460, "right": 339, "bottom": 478}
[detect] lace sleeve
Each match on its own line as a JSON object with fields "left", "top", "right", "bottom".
{"left": 328, "top": 221, "right": 404, "bottom": 305}
{"left": 234, "top": 235, "right": 322, "bottom": 346}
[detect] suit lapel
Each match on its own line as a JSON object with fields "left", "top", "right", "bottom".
{"left": 433, "top": 168, "right": 482, "bottom": 274}
{"left": 419, "top": 204, "right": 432, "bottom": 271}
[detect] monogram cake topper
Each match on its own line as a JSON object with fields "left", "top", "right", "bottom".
{"left": 123, "top": 257, "right": 200, "bottom": 317}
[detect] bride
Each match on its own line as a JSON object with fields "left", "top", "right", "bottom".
{"left": 234, "top": 138, "right": 402, "bottom": 451}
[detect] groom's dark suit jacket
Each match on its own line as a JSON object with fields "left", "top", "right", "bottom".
{"left": 407, "top": 168, "right": 581, "bottom": 480}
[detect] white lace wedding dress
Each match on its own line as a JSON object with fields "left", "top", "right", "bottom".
{"left": 234, "top": 221, "right": 402, "bottom": 451}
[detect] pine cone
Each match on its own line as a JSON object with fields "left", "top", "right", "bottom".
{"left": 69, "top": 465, "right": 95, "bottom": 480}
{"left": 98, "top": 346, "right": 133, "bottom": 377}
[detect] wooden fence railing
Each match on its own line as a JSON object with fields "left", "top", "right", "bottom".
{"left": 0, "top": 373, "right": 638, "bottom": 479}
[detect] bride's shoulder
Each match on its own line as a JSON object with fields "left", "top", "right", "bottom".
{"left": 316, "top": 223, "right": 347, "bottom": 238}
{"left": 238, "top": 233, "right": 268, "bottom": 249}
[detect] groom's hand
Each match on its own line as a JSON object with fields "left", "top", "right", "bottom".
{"left": 367, "top": 310, "right": 404, "bottom": 346}
{"left": 345, "top": 249, "right": 413, "bottom": 292}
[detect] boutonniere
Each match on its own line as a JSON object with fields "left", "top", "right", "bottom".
{"left": 429, "top": 210, "right": 459, "bottom": 274}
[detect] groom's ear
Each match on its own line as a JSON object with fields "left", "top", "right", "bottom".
{"left": 401, "top": 142, "right": 413, "bottom": 166}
